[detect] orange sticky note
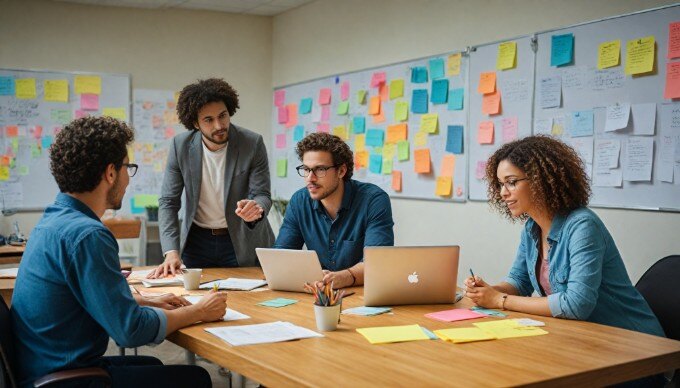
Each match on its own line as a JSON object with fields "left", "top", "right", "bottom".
{"left": 478, "top": 72, "right": 496, "bottom": 94}
{"left": 369, "top": 96, "right": 381, "bottom": 115}
{"left": 482, "top": 90, "right": 501, "bottom": 115}
{"left": 440, "top": 155, "right": 456, "bottom": 177}
{"left": 478, "top": 121, "right": 495, "bottom": 144}
{"left": 0, "top": 156, "right": 10, "bottom": 166}
{"left": 355, "top": 150, "right": 369, "bottom": 169}
{"left": 664, "top": 62, "right": 680, "bottom": 99}
{"left": 6, "top": 126, "right": 19, "bottom": 137}
{"left": 392, "top": 170, "right": 402, "bottom": 192}
{"left": 372, "top": 110, "right": 386, "bottom": 124}
{"left": 414, "top": 149, "right": 431, "bottom": 174}
{"left": 386, "top": 123, "right": 408, "bottom": 143}
{"left": 435, "top": 176, "right": 452, "bottom": 196}
{"left": 379, "top": 83, "right": 389, "bottom": 101}
{"left": 286, "top": 104, "right": 298, "bottom": 128}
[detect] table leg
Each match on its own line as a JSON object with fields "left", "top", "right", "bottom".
{"left": 185, "top": 350, "right": 196, "bottom": 365}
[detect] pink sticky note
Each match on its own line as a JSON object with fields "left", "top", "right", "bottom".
{"left": 75, "top": 110, "right": 88, "bottom": 119}
{"left": 277, "top": 106, "right": 288, "bottom": 124}
{"left": 81, "top": 93, "right": 99, "bottom": 110}
{"left": 668, "top": 21, "right": 680, "bottom": 59}
{"left": 425, "top": 309, "right": 486, "bottom": 322}
{"left": 340, "top": 81, "right": 350, "bottom": 101}
{"left": 31, "top": 125, "right": 43, "bottom": 139}
{"left": 319, "top": 88, "right": 332, "bottom": 105}
{"left": 321, "top": 106, "right": 331, "bottom": 121}
{"left": 475, "top": 160, "right": 487, "bottom": 180}
{"left": 274, "top": 90, "right": 286, "bottom": 107}
{"left": 664, "top": 61, "right": 680, "bottom": 99}
{"left": 501, "top": 117, "right": 518, "bottom": 143}
{"left": 285, "top": 104, "right": 298, "bottom": 128}
{"left": 276, "top": 133, "right": 287, "bottom": 149}
{"left": 478, "top": 121, "right": 495, "bottom": 144}
{"left": 164, "top": 127, "right": 175, "bottom": 139}
{"left": 317, "top": 123, "right": 330, "bottom": 133}
{"left": 370, "top": 71, "right": 386, "bottom": 87}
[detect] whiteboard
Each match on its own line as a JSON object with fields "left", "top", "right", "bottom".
{"left": 468, "top": 36, "right": 536, "bottom": 201}
{"left": 532, "top": 5, "right": 680, "bottom": 211}
{"left": 0, "top": 69, "right": 130, "bottom": 211}
{"left": 270, "top": 51, "right": 469, "bottom": 202}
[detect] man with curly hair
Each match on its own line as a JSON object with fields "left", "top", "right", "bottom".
{"left": 150, "top": 78, "right": 274, "bottom": 278}
{"left": 11, "top": 116, "right": 227, "bottom": 387}
{"left": 274, "top": 132, "right": 394, "bottom": 288}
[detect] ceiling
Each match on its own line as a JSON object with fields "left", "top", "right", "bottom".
{"left": 52, "top": 0, "right": 316, "bottom": 16}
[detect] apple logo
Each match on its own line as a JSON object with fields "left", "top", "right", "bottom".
{"left": 407, "top": 272, "right": 419, "bottom": 284}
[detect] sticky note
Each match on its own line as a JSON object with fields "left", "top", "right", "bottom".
{"left": 440, "top": 155, "right": 456, "bottom": 177}
{"left": 411, "top": 67, "right": 428, "bottom": 83}
{"left": 30, "top": 125, "right": 43, "bottom": 139}
{"left": 496, "top": 41, "right": 517, "bottom": 70}
{"left": 370, "top": 71, "right": 386, "bottom": 87}
{"left": 435, "top": 176, "right": 452, "bottom": 196}
{"left": 0, "top": 77, "right": 15, "bottom": 96}
{"left": 414, "top": 131, "right": 428, "bottom": 147}
{"left": 102, "top": 107, "right": 126, "bottom": 121}
{"left": 395, "top": 101, "right": 408, "bottom": 121}
{"left": 321, "top": 106, "right": 330, "bottom": 121}
{"left": 319, "top": 88, "right": 331, "bottom": 105}
{"left": 420, "top": 114, "right": 438, "bottom": 133}
{"left": 378, "top": 83, "right": 389, "bottom": 101}
{"left": 382, "top": 159, "right": 393, "bottom": 175}
{"left": 669, "top": 21, "right": 680, "bottom": 59}
{"left": 274, "top": 89, "right": 285, "bottom": 107}
{"left": 357, "top": 90, "right": 367, "bottom": 104}
{"left": 340, "top": 81, "right": 350, "bottom": 101}
{"left": 478, "top": 72, "right": 496, "bottom": 94}
{"left": 552, "top": 117, "right": 565, "bottom": 136}
{"left": 51, "top": 109, "right": 72, "bottom": 125}
{"left": 16, "top": 78, "right": 36, "bottom": 99}
{"left": 501, "top": 117, "right": 518, "bottom": 143}
{"left": 275, "top": 158, "right": 287, "bottom": 177}
{"left": 337, "top": 101, "right": 349, "bottom": 115}
{"left": 389, "top": 79, "right": 404, "bottom": 100}
{"left": 81, "top": 93, "right": 99, "bottom": 110}
{"left": 447, "top": 53, "right": 461, "bottom": 76}
{"left": 369, "top": 96, "right": 381, "bottom": 115}
{"left": 0, "top": 166, "right": 9, "bottom": 181}
{"left": 427, "top": 308, "right": 485, "bottom": 322}
{"left": 473, "top": 320, "right": 548, "bottom": 339}
{"left": 275, "top": 133, "right": 286, "bottom": 149}
{"left": 411, "top": 89, "right": 428, "bottom": 114}
{"left": 598, "top": 40, "right": 620, "bottom": 69}
{"left": 74, "top": 75, "right": 101, "bottom": 95}
{"left": 625, "top": 36, "right": 655, "bottom": 75}
{"left": 355, "top": 150, "right": 369, "bottom": 169}
{"left": 386, "top": 123, "right": 408, "bottom": 143}
{"left": 366, "top": 129, "right": 385, "bottom": 147}
{"left": 429, "top": 58, "right": 445, "bottom": 79}
{"left": 355, "top": 134, "right": 366, "bottom": 152}
{"left": 397, "top": 140, "right": 409, "bottom": 161}
{"left": 133, "top": 194, "right": 159, "bottom": 208}
{"left": 317, "top": 123, "right": 329, "bottom": 133}
{"left": 482, "top": 90, "right": 501, "bottom": 115}
{"left": 75, "top": 110, "right": 88, "bottom": 119}
{"left": 446, "top": 125, "right": 464, "bottom": 154}
{"left": 285, "top": 104, "right": 298, "bottom": 128}
{"left": 382, "top": 143, "right": 396, "bottom": 159}
{"left": 478, "top": 121, "right": 494, "bottom": 144}
{"left": 44, "top": 80, "right": 69, "bottom": 102}
{"left": 369, "top": 154, "right": 382, "bottom": 174}
{"left": 570, "top": 110, "right": 594, "bottom": 137}
{"left": 664, "top": 62, "right": 680, "bottom": 99}
{"left": 414, "top": 149, "right": 431, "bottom": 174}
{"left": 258, "top": 298, "right": 298, "bottom": 307}
{"left": 435, "top": 327, "right": 496, "bottom": 343}
{"left": 353, "top": 116, "right": 366, "bottom": 134}
{"left": 356, "top": 324, "right": 430, "bottom": 344}
{"left": 292, "top": 125, "right": 305, "bottom": 142}
{"left": 333, "top": 125, "right": 348, "bottom": 140}
{"left": 277, "top": 106, "right": 289, "bottom": 124}
{"left": 539, "top": 76, "right": 561, "bottom": 109}
{"left": 551, "top": 33, "right": 574, "bottom": 67}
{"left": 448, "top": 88, "right": 464, "bottom": 110}
{"left": 391, "top": 170, "right": 402, "bottom": 191}
{"left": 299, "top": 98, "right": 313, "bottom": 114}
{"left": 431, "top": 79, "right": 449, "bottom": 104}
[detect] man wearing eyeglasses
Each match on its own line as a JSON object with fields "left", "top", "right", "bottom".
{"left": 274, "top": 132, "right": 394, "bottom": 288}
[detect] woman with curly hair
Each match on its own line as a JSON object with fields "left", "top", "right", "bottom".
{"left": 464, "top": 135, "right": 664, "bottom": 338}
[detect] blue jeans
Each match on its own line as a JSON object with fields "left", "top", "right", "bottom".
{"left": 182, "top": 224, "right": 239, "bottom": 268}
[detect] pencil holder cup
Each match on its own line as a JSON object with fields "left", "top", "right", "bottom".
{"left": 314, "top": 304, "right": 341, "bottom": 331}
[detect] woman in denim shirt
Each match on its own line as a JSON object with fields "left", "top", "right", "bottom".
{"left": 464, "top": 136, "right": 664, "bottom": 339}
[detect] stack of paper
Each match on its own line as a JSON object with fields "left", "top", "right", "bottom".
{"left": 141, "top": 277, "right": 183, "bottom": 287}
{"left": 473, "top": 320, "right": 548, "bottom": 339}
{"left": 128, "top": 269, "right": 155, "bottom": 279}
{"left": 257, "top": 298, "right": 297, "bottom": 308}
{"left": 0, "top": 267, "right": 19, "bottom": 278}
{"left": 205, "top": 321, "right": 322, "bottom": 346}
{"left": 425, "top": 308, "right": 487, "bottom": 322}
{"left": 356, "top": 324, "right": 431, "bottom": 344}
{"left": 342, "top": 306, "right": 392, "bottom": 316}
{"left": 185, "top": 296, "right": 250, "bottom": 321}
{"left": 200, "top": 278, "right": 267, "bottom": 291}
{"left": 434, "top": 328, "right": 496, "bottom": 344}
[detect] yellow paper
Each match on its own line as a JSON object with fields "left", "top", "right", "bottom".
{"left": 16, "top": 78, "right": 37, "bottom": 99}
{"left": 0, "top": 166, "right": 9, "bottom": 181}
{"left": 102, "top": 108, "right": 127, "bottom": 121}
{"left": 414, "top": 132, "right": 428, "bottom": 147}
{"left": 333, "top": 125, "right": 348, "bottom": 140}
{"left": 625, "top": 36, "right": 655, "bottom": 75}
{"left": 394, "top": 101, "right": 408, "bottom": 122}
{"left": 598, "top": 40, "right": 620, "bottom": 69}
{"left": 496, "top": 41, "right": 517, "bottom": 70}
{"left": 382, "top": 143, "right": 396, "bottom": 159}
{"left": 447, "top": 53, "right": 462, "bottom": 76}
{"left": 74, "top": 75, "right": 102, "bottom": 95}
{"left": 420, "top": 113, "right": 438, "bottom": 134}
{"left": 434, "top": 328, "right": 496, "bottom": 343}
{"left": 44, "top": 79, "right": 69, "bottom": 102}
{"left": 551, "top": 120, "right": 564, "bottom": 136}
{"left": 389, "top": 79, "right": 404, "bottom": 100}
{"left": 435, "top": 176, "right": 452, "bottom": 196}
{"left": 473, "top": 320, "right": 548, "bottom": 339}
{"left": 356, "top": 325, "right": 430, "bottom": 344}
{"left": 355, "top": 134, "right": 366, "bottom": 152}
{"left": 357, "top": 90, "right": 367, "bottom": 104}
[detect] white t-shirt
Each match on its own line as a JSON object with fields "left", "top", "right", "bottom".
{"left": 193, "top": 140, "right": 228, "bottom": 229}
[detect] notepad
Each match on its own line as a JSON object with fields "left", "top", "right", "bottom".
{"left": 141, "top": 277, "right": 183, "bottom": 287}
{"left": 205, "top": 321, "right": 323, "bottom": 346}
{"left": 257, "top": 298, "right": 298, "bottom": 308}
{"left": 342, "top": 306, "right": 392, "bottom": 316}
{"left": 200, "top": 278, "right": 267, "bottom": 291}
{"left": 473, "top": 320, "right": 548, "bottom": 339}
{"left": 184, "top": 296, "right": 250, "bottom": 321}
{"left": 425, "top": 309, "right": 487, "bottom": 322}
{"left": 356, "top": 324, "right": 431, "bottom": 344}
{"left": 434, "top": 327, "right": 496, "bottom": 343}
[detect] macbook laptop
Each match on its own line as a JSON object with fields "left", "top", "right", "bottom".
{"left": 363, "top": 246, "right": 459, "bottom": 306}
{"left": 256, "top": 248, "right": 324, "bottom": 292}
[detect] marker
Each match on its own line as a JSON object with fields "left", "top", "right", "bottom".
{"left": 469, "top": 268, "right": 477, "bottom": 286}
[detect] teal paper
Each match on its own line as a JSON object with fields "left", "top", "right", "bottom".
{"left": 446, "top": 126, "right": 464, "bottom": 154}
{"left": 431, "top": 79, "right": 449, "bottom": 104}
{"left": 299, "top": 98, "right": 313, "bottom": 114}
{"left": 0, "top": 77, "right": 15, "bottom": 95}
{"left": 369, "top": 154, "right": 382, "bottom": 174}
{"left": 353, "top": 116, "right": 366, "bottom": 134}
{"left": 411, "top": 67, "right": 428, "bottom": 83}
{"left": 293, "top": 125, "right": 305, "bottom": 142}
{"left": 448, "top": 88, "right": 464, "bottom": 110}
{"left": 429, "top": 58, "right": 445, "bottom": 79}
{"left": 551, "top": 33, "right": 574, "bottom": 67}
{"left": 411, "top": 89, "right": 428, "bottom": 114}
{"left": 365, "top": 129, "right": 384, "bottom": 147}
{"left": 258, "top": 298, "right": 298, "bottom": 307}
{"left": 470, "top": 306, "right": 507, "bottom": 317}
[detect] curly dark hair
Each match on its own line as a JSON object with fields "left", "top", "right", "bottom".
{"left": 177, "top": 78, "right": 240, "bottom": 131}
{"left": 50, "top": 116, "right": 134, "bottom": 193}
{"left": 295, "top": 133, "right": 354, "bottom": 181}
{"left": 485, "top": 135, "right": 591, "bottom": 221}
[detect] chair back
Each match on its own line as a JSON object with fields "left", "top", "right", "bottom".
{"left": 635, "top": 255, "right": 680, "bottom": 341}
{"left": 102, "top": 218, "right": 146, "bottom": 267}
{"left": 0, "top": 298, "right": 17, "bottom": 388}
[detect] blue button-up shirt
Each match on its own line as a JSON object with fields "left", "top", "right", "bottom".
{"left": 11, "top": 193, "right": 167, "bottom": 387}
{"left": 274, "top": 179, "right": 394, "bottom": 271}
{"left": 507, "top": 207, "right": 664, "bottom": 337}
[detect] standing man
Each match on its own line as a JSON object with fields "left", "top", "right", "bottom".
{"left": 151, "top": 78, "right": 274, "bottom": 278}
{"left": 274, "top": 133, "right": 395, "bottom": 288}
{"left": 11, "top": 116, "right": 227, "bottom": 387}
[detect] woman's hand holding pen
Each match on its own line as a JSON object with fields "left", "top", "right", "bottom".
{"left": 194, "top": 290, "right": 228, "bottom": 322}
{"left": 464, "top": 275, "right": 503, "bottom": 309}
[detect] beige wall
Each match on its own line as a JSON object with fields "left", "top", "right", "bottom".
{"left": 272, "top": 0, "right": 680, "bottom": 283}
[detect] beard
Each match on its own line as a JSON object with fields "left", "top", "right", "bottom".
{"left": 106, "top": 176, "right": 125, "bottom": 210}
{"left": 309, "top": 177, "right": 340, "bottom": 201}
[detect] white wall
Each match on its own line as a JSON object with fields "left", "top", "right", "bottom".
{"left": 272, "top": 0, "right": 680, "bottom": 283}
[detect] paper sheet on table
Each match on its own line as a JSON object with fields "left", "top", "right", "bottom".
{"left": 425, "top": 308, "right": 486, "bottom": 322}
{"left": 205, "top": 321, "right": 322, "bottom": 346}
{"left": 141, "top": 277, "right": 183, "bottom": 287}
{"left": 200, "top": 278, "right": 267, "bottom": 291}
{"left": 473, "top": 320, "right": 548, "bottom": 339}
{"left": 434, "top": 327, "right": 496, "bottom": 343}
{"left": 0, "top": 267, "right": 19, "bottom": 278}
{"left": 185, "top": 296, "right": 250, "bottom": 321}
{"left": 356, "top": 324, "right": 431, "bottom": 344}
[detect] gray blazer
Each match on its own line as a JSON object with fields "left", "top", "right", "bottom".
{"left": 158, "top": 124, "right": 275, "bottom": 266}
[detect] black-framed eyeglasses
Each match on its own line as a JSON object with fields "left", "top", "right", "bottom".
{"left": 296, "top": 164, "right": 339, "bottom": 178}
{"left": 497, "top": 177, "right": 528, "bottom": 192}
{"left": 122, "top": 163, "right": 138, "bottom": 177}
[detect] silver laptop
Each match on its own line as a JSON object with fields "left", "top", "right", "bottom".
{"left": 363, "top": 246, "right": 459, "bottom": 306}
{"left": 256, "top": 248, "right": 324, "bottom": 292}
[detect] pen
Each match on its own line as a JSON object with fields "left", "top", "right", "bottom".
{"left": 469, "top": 268, "right": 477, "bottom": 286}
{"left": 213, "top": 282, "right": 219, "bottom": 292}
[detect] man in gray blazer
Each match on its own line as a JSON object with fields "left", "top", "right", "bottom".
{"left": 150, "top": 78, "right": 274, "bottom": 277}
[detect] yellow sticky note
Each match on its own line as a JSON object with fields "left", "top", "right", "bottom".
{"left": 332, "top": 125, "right": 348, "bottom": 140}
{"left": 447, "top": 53, "right": 462, "bottom": 76}
{"left": 435, "top": 176, "right": 452, "bottom": 196}
{"left": 355, "top": 150, "right": 369, "bottom": 169}
{"left": 391, "top": 170, "right": 402, "bottom": 192}
{"left": 127, "top": 146, "right": 135, "bottom": 163}
{"left": 440, "top": 154, "right": 456, "bottom": 177}
{"left": 414, "top": 132, "right": 428, "bottom": 147}
{"left": 0, "top": 166, "right": 9, "bottom": 181}
{"left": 382, "top": 143, "right": 396, "bottom": 159}
{"left": 44, "top": 79, "right": 69, "bottom": 102}
{"left": 356, "top": 325, "right": 430, "bottom": 344}
{"left": 625, "top": 36, "right": 655, "bottom": 75}
{"left": 357, "top": 90, "right": 367, "bottom": 104}
{"left": 382, "top": 159, "right": 393, "bottom": 175}
{"left": 478, "top": 72, "right": 496, "bottom": 94}
{"left": 16, "top": 78, "right": 37, "bottom": 99}
{"left": 414, "top": 148, "right": 431, "bottom": 174}
{"left": 434, "top": 328, "right": 496, "bottom": 343}
{"left": 473, "top": 320, "right": 548, "bottom": 339}
{"left": 497, "top": 41, "right": 517, "bottom": 70}
{"left": 394, "top": 101, "right": 408, "bottom": 122}
{"left": 552, "top": 120, "right": 564, "bottom": 136}
{"left": 598, "top": 40, "right": 620, "bottom": 69}
{"left": 420, "top": 114, "right": 438, "bottom": 134}
{"left": 389, "top": 79, "right": 404, "bottom": 100}
{"left": 386, "top": 123, "right": 408, "bottom": 143}
{"left": 355, "top": 134, "right": 366, "bottom": 152}
{"left": 75, "top": 75, "right": 102, "bottom": 95}
{"left": 102, "top": 108, "right": 127, "bottom": 121}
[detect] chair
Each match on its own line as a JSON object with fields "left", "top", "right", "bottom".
{"left": 0, "top": 298, "right": 111, "bottom": 388}
{"left": 102, "top": 218, "right": 146, "bottom": 267}
{"left": 635, "top": 255, "right": 680, "bottom": 387}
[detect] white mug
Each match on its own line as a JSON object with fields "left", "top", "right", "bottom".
{"left": 182, "top": 269, "right": 202, "bottom": 290}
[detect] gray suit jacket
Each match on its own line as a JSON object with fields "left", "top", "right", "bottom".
{"left": 158, "top": 124, "right": 275, "bottom": 266}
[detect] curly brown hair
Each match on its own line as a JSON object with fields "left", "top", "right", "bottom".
{"left": 295, "top": 133, "right": 354, "bottom": 181}
{"left": 50, "top": 116, "right": 134, "bottom": 193}
{"left": 485, "top": 135, "right": 591, "bottom": 221}
{"left": 177, "top": 78, "right": 240, "bottom": 131}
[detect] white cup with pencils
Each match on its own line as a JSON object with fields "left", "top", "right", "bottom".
{"left": 305, "top": 282, "right": 345, "bottom": 332}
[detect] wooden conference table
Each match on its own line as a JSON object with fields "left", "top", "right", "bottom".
{"left": 133, "top": 267, "right": 680, "bottom": 387}
{"left": 0, "top": 244, "right": 25, "bottom": 265}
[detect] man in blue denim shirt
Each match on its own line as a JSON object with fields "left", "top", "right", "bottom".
{"left": 274, "top": 133, "right": 394, "bottom": 288}
{"left": 11, "top": 117, "right": 227, "bottom": 387}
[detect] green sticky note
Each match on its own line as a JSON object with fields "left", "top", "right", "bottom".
{"left": 30, "top": 144, "right": 41, "bottom": 158}
{"left": 11, "top": 138, "right": 19, "bottom": 152}
{"left": 389, "top": 79, "right": 404, "bottom": 100}
{"left": 50, "top": 109, "right": 72, "bottom": 125}
{"left": 382, "top": 159, "right": 393, "bottom": 175}
{"left": 397, "top": 140, "right": 409, "bottom": 161}
{"left": 133, "top": 194, "right": 159, "bottom": 208}
{"left": 277, "top": 158, "right": 287, "bottom": 177}
{"left": 258, "top": 298, "right": 298, "bottom": 308}
{"left": 357, "top": 90, "right": 367, "bottom": 104}
{"left": 18, "top": 165, "right": 29, "bottom": 176}
{"left": 395, "top": 101, "right": 408, "bottom": 122}
{"left": 337, "top": 101, "right": 349, "bottom": 115}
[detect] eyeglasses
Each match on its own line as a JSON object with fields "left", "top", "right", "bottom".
{"left": 497, "top": 177, "right": 528, "bottom": 192}
{"left": 296, "top": 164, "right": 339, "bottom": 178}
{"left": 122, "top": 163, "right": 138, "bottom": 177}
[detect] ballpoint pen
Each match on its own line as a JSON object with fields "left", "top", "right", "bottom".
{"left": 469, "top": 268, "right": 477, "bottom": 286}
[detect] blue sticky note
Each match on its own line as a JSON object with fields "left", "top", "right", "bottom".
{"left": 411, "top": 67, "right": 428, "bottom": 83}
{"left": 299, "top": 98, "right": 313, "bottom": 114}
{"left": 293, "top": 125, "right": 305, "bottom": 142}
{"left": 431, "top": 79, "right": 449, "bottom": 104}
{"left": 470, "top": 306, "right": 507, "bottom": 317}
{"left": 570, "top": 110, "right": 594, "bottom": 137}
{"left": 429, "top": 58, "right": 445, "bottom": 79}
{"left": 258, "top": 298, "right": 298, "bottom": 307}
{"left": 353, "top": 116, "right": 366, "bottom": 134}
{"left": 446, "top": 126, "right": 464, "bottom": 154}
{"left": 411, "top": 89, "right": 428, "bottom": 114}
{"left": 41, "top": 136, "right": 54, "bottom": 149}
{"left": 551, "top": 33, "right": 574, "bottom": 67}
{"left": 421, "top": 327, "right": 438, "bottom": 340}
{"left": 448, "top": 88, "right": 464, "bottom": 110}
{"left": 365, "top": 129, "right": 384, "bottom": 147}
{"left": 130, "top": 198, "right": 145, "bottom": 214}
{"left": 0, "top": 77, "right": 15, "bottom": 96}
{"left": 369, "top": 154, "right": 382, "bottom": 174}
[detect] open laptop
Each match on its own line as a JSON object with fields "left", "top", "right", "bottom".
{"left": 363, "top": 246, "right": 459, "bottom": 306}
{"left": 256, "top": 248, "right": 324, "bottom": 292}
